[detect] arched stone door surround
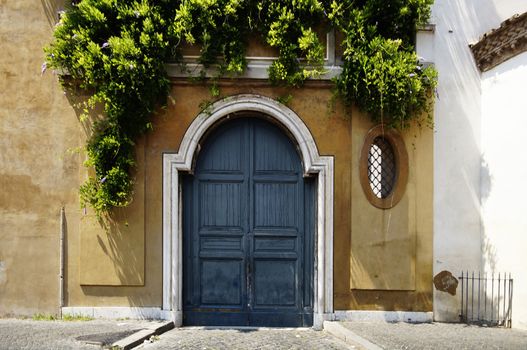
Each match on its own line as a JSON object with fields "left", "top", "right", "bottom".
{"left": 162, "top": 94, "right": 334, "bottom": 328}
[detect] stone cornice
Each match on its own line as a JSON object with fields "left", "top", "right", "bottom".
{"left": 470, "top": 11, "right": 527, "bottom": 72}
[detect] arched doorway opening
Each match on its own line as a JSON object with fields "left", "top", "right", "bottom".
{"left": 162, "top": 94, "right": 334, "bottom": 328}
{"left": 182, "top": 115, "right": 315, "bottom": 327}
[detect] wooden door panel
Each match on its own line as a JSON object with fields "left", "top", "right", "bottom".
{"left": 253, "top": 237, "right": 296, "bottom": 251}
{"left": 198, "top": 180, "right": 244, "bottom": 230}
{"left": 253, "top": 123, "right": 297, "bottom": 173}
{"left": 197, "top": 124, "right": 244, "bottom": 172}
{"left": 253, "top": 259, "right": 297, "bottom": 307}
{"left": 200, "top": 259, "right": 243, "bottom": 307}
{"left": 254, "top": 182, "right": 298, "bottom": 229}
{"left": 200, "top": 237, "right": 243, "bottom": 251}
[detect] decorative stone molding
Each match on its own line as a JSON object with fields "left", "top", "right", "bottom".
{"left": 470, "top": 12, "right": 527, "bottom": 72}
{"left": 162, "top": 94, "right": 334, "bottom": 329}
{"left": 166, "top": 30, "right": 343, "bottom": 81}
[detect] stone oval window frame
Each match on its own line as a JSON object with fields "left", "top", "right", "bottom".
{"left": 359, "top": 125, "right": 409, "bottom": 209}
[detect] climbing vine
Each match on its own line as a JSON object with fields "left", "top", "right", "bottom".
{"left": 45, "top": 0, "right": 436, "bottom": 215}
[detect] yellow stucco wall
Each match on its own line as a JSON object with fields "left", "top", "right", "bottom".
{"left": 0, "top": 1, "right": 433, "bottom": 316}
{"left": 70, "top": 81, "right": 354, "bottom": 308}
{"left": 73, "top": 81, "right": 432, "bottom": 312}
{"left": 339, "top": 113, "right": 434, "bottom": 311}
{"left": 0, "top": 0, "right": 81, "bottom": 316}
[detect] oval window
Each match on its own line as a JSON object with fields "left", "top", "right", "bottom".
{"left": 359, "top": 125, "right": 408, "bottom": 209}
{"left": 368, "top": 136, "right": 397, "bottom": 199}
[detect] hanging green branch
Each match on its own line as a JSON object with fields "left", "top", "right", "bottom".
{"left": 44, "top": 0, "right": 436, "bottom": 216}
{"left": 329, "top": 0, "right": 437, "bottom": 128}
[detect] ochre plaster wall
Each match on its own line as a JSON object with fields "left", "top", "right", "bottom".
{"left": 335, "top": 112, "right": 433, "bottom": 311}
{"left": 0, "top": 0, "right": 81, "bottom": 316}
{"left": 74, "top": 81, "right": 433, "bottom": 313}
{"left": 71, "top": 81, "right": 354, "bottom": 308}
{"left": 79, "top": 140, "right": 145, "bottom": 286}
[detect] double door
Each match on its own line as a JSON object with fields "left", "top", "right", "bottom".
{"left": 182, "top": 117, "right": 314, "bottom": 327}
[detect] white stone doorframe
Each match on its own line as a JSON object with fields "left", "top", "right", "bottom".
{"left": 162, "top": 94, "right": 334, "bottom": 329}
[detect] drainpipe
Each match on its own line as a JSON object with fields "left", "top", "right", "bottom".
{"left": 59, "top": 207, "right": 65, "bottom": 318}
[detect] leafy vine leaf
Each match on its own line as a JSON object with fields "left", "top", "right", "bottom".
{"left": 45, "top": 0, "right": 436, "bottom": 216}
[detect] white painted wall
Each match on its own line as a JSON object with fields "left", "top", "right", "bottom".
{"left": 430, "top": 0, "right": 527, "bottom": 323}
{"left": 481, "top": 52, "right": 527, "bottom": 330}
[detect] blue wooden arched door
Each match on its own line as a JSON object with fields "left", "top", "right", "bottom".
{"left": 182, "top": 116, "right": 314, "bottom": 327}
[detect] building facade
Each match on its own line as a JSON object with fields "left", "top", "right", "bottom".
{"left": 0, "top": 0, "right": 525, "bottom": 330}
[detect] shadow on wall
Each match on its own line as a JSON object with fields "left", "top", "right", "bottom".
{"left": 102, "top": 210, "right": 143, "bottom": 286}
{"left": 39, "top": 0, "right": 159, "bottom": 315}
{"left": 41, "top": 0, "right": 63, "bottom": 27}
{"left": 79, "top": 208, "right": 152, "bottom": 310}
{"left": 433, "top": 155, "right": 497, "bottom": 320}
{"left": 435, "top": 0, "right": 527, "bottom": 326}
{"left": 479, "top": 156, "right": 497, "bottom": 274}
{"left": 59, "top": 208, "right": 149, "bottom": 309}
{"left": 479, "top": 51, "right": 527, "bottom": 329}
{"left": 61, "top": 89, "right": 154, "bottom": 310}
{"left": 432, "top": 0, "right": 500, "bottom": 322}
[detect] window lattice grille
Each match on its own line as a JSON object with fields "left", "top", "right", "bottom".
{"left": 368, "top": 136, "right": 396, "bottom": 199}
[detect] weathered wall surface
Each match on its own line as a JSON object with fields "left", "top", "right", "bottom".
{"left": 431, "top": 0, "right": 487, "bottom": 321}
{"left": 0, "top": 1, "right": 434, "bottom": 316}
{"left": 431, "top": 0, "right": 527, "bottom": 323}
{"left": 0, "top": 0, "right": 81, "bottom": 316}
{"left": 72, "top": 81, "right": 354, "bottom": 309}
{"left": 0, "top": 0, "right": 160, "bottom": 315}
{"left": 481, "top": 52, "right": 527, "bottom": 330}
{"left": 76, "top": 81, "right": 433, "bottom": 313}
{"left": 336, "top": 112, "right": 433, "bottom": 312}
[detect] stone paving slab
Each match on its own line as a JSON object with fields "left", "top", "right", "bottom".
{"left": 339, "top": 322, "right": 527, "bottom": 350}
{"left": 137, "top": 327, "right": 357, "bottom": 350}
{"left": 113, "top": 321, "right": 174, "bottom": 349}
{"left": 0, "top": 318, "right": 159, "bottom": 350}
{"left": 324, "top": 322, "right": 379, "bottom": 350}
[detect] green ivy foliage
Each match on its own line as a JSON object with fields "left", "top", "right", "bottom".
{"left": 45, "top": 0, "right": 436, "bottom": 215}
{"left": 329, "top": 0, "right": 437, "bottom": 127}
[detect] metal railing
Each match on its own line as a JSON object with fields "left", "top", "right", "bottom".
{"left": 459, "top": 271, "right": 513, "bottom": 327}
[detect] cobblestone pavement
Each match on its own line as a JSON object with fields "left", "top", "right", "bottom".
{"left": 341, "top": 322, "right": 527, "bottom": 350}
{"left": 0, "top": 318, "right": 155, "bottom": 350}
{"left": 138, "top": 327, "right": 357, "bottom": 350}
{"left": 3, "top": 318, "right": 526, "bottom": 350}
